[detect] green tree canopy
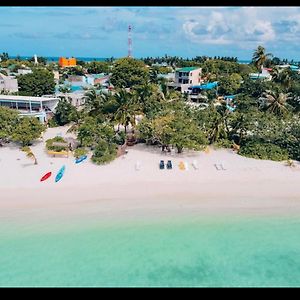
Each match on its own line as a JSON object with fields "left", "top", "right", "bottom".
{"left": 86, "top": 61, "right": 110, "bottom": 74}
{"left": 77, "top": 117, "right": 115, "bottom": 148}
{"left": 218, "top": 73, "right": 242, "bottom": 95}
{"left": 12, "top": 117, "right": 45, "bottom": 146}
{"left": 18, "top": 69, "right": 55, "bottom": 96}
{"left": 54, "top": 97, "right": 78, "bottom": 126}
{"left": 137, "top": 110, "right": 208, "bottom": 153}
{"left": 0, "top": 107, "right": 19, "bottom": 144}
{"left": 110, "top": 57, "right": 150, "bottom": 88}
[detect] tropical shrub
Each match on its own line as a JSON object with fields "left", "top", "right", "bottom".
{"left": 213, "top": 138, "right": 234, "bottom": 149}
{"left": 91, "top": 140, "right": 117, "bottom": 164}
{"left": 113, "top": 131, "right": 126, "bottom": 145}
{"left": 74, "top": 147, "right": 88, "bottom": 158}
{"left": 47, "top": 118, "right": 59, "bottom": 128}
{"left": 239, "top": 141, "right": 289, "bottom": 161}
{"left": 46, "top": 136, "right": 68, "bottom": 152}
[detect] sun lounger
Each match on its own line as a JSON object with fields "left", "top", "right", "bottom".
{"left": 214, "top": 164, "right": 221, "bottom": 171}
{"left": 192, "top": 160, "right": 199, "bottom": 170}
{"left": 214, "top": 163, "right": 226, "bottom": 171}
{"left": 179, "top": 161, "right": 185, "bottom": 170}
{"left": 184, "top": 161, "right": 189, "bottom": 170}
{"left": 166, "top": 160, "right": 172, "bottom": 169}
{"left": 159, "top": 160, "right": 165, "bottom": 169}
{"left": 220, "top": 163, "right": 226, "bottom": 170}
{"left": 135, "top": 161, "right": 141, "bottom": 171}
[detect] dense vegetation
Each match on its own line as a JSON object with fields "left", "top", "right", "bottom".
{"left": 1, "top": 46, "right": 300, "bottom": 164}
{"left": 0, "top": 107, "right": 45, "bottom": 147}
{"left": 45, "top": 136, "right": 68, "bottom": 152}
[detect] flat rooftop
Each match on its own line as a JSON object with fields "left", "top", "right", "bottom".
{"left": 0, "top": 95, "right": 59, "bottom": 102}
{"left": 176, "top": 67, "right": 200, "bottom": 72}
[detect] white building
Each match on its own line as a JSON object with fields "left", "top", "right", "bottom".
{"left": 157, "top": 72, "right": 175, "bottom": 82}
{"left": 169, "top": 67, "right": 202, "bottom": 92}
{"left": 0, "top": 95, "right": 59, "bottom": 124}
{"left": 17, "top": 68, "right": 33, "bottom": 75}
{"left": 55, "top": 91, "right": 85, "bottom": 108}
{"left": 249, "top": 68, "right": 272, "bottom": 80}
{"left": 0, "top": 73, "right": 18, "bottom": 93}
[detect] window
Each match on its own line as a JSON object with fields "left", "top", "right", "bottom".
{"left": 179, "top": 79, "right": 182, "bottom": 83}
{"left": 179, "top": 72, "right": 182, "bottom": 77}
{"left": 190, "top": 80, "right": 192, "bottom": 84}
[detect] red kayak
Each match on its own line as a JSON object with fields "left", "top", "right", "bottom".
{"left": 40, "top": 172, "right": 52, "bottom": 182}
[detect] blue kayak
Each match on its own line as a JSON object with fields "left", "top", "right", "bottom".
{"left": 55, "top": 165, "right": 66, "bottom": 182}
{"left": 75, "top": 155, "right": 87, "bottom": 164}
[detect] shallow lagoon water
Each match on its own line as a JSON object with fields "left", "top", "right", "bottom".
{"left": 1, "top": 214, "right": 300, "bottom": 287}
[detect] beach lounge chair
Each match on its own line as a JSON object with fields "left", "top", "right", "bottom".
{"left": 135, "top": 161, "right": 141, "bottom": 171}
{"left": 179, "top": 161, "right": 185, "bottom": 170}
{"left": 192, "top": 160, "right": 199, "bottom": 170}
{"left": 184, "top": 161, "right": 189, "bottom": 170}
{"left": 166, "top": 160, "right": 172, "bottom": 169}
{"left": 214, "top": 163, "right": 226, "bottom": 171}
{"left": 159, "top": 160, "right": 165, "bottom": 169}
{"left": 214, "top": 164, "right": 221, "bottom": 171}
{"left": 220, "top": 163, "right": 226, "bottom": 170}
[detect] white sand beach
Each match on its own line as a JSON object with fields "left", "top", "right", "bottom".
{"left": 1, "top": 125, "right": 300, "bottom": 225}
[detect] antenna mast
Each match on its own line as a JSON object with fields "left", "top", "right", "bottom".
{"left": 128, "top": 25, "right": 132, "bottom": 58}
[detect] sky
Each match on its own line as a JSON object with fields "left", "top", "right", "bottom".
{"left": 1, "top": 6, "right": 300, "bottom": 61}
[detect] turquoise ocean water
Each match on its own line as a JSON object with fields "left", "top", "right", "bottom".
{"left": 1, "top": 214, "right": 300, "bottom": 287}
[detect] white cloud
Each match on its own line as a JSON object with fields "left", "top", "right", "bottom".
{"left": 179, "top": 6, "right": 300, "bottom": 54}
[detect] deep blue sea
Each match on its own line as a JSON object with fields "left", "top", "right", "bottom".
{"left": 10, "top": 56, "right": 109, "bottom": 63}
{"left": 9, "top": 56, "right": 252, "bottom": 64}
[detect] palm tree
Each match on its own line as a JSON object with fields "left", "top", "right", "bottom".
{"left": 149, "top": 68, "right": 159, "bottom": 84}
{"left": 113, "top": 89, "right": 139, "bottom": 133}
{"left": 208, "top": 104, "right": 229, "bottom": 144}
{"left": 259, "top": 90, "right": 292, "bottom": 116}
{"left": 279, "top": 69, "right": 292, "bottom": 91}
{"left": 21, "top": 146, "right": 37, "bottom": 165}
{"left": 134, "top": 83, "right": 153, "bottom": 112}
{"left": 271, "top": 67, "right": 292, "bottom": 91}
{"left": 270, "top": 66, "right": 280, "bottom": 82}
{"left": 160, "top": 82, "right": 181, "bottom": 102}
{"left": 252, "top": 46, "right": 273, "bottom": 73}
{"left": 66, "top": 109, "right": 86, "bottom": 134}
{"left": 83, "top": 89, "right": 107, "bottom": 117}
